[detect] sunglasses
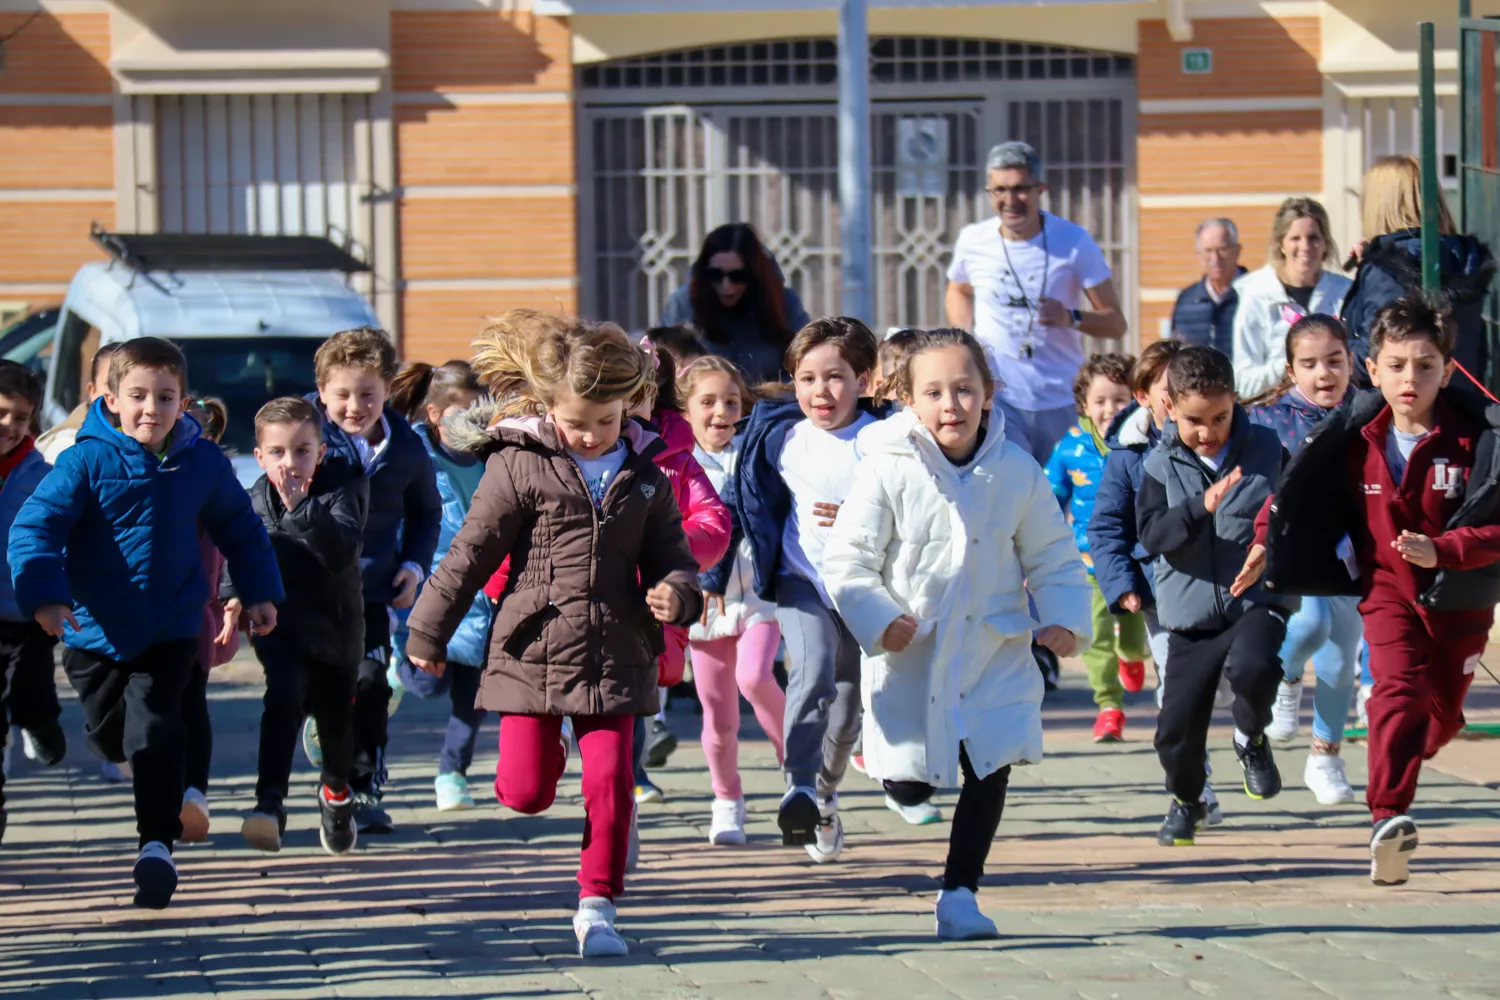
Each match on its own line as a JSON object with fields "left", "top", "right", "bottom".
{"left": 706, "top": 267, "right": 750, "bottom": 286}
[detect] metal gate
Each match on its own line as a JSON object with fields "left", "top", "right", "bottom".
{"left": 579, "top": 37, "right": 1135, "bottom": 338}
{"left": 1459, "top": 5, "right": 1500, "bottom": 393}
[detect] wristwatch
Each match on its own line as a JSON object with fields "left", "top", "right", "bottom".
{"left": 1069, "top": 308, "right": 1083, "bottom": 329}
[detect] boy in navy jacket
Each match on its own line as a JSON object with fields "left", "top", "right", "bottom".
{"left": 9, "top": 338, "right": 282, "bottom": 909}
{"left": 307, "top": 327, "right": 440, "bottom": 833}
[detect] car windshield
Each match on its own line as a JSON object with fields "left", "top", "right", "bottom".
{"left": 178, "top": 338, "right": 322, "bottom": 456}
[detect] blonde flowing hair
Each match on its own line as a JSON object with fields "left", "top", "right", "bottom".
{"left": 1361, "top": 154, "right": 1457, "bottom": 241}
{"left": 470, "top": 309, "right": 654, "bottom": 418}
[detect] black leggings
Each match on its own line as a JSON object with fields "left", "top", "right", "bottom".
{"left": 885, "top": 746, "right": 1010, "bottom": 893}
{"left": 183, "top": 667, "right": 212, "bottom": 794}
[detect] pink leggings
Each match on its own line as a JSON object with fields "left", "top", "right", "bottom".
{"left": 691, "top": 621, "right": 786, "bottom": 800}
{"left": 495, "top": 713, "right": 633, "bottom": 901}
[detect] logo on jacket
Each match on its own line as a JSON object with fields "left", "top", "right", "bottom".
{"left": 640, "top": 483, "right": 656, "bottom": 499}
{"left": 1431, "top": 459, "right": 1466, "bottom": 498}
{"left": 1362, "top": 483, "right": 1382, "bottom": 495}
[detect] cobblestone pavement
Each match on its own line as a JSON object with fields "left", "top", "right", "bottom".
{"left": 2, "top": 655, "right": 1498, "bottom": 999}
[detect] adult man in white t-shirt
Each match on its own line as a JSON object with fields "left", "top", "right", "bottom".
{"left": 945, "top": 141, "right": 1127, "bottom": 464}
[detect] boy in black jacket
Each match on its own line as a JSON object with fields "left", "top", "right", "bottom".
{"left": 237, "top": 398, "right": 369, "bottom": 856}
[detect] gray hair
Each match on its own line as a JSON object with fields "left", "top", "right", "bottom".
{"left": 1195, "top": 217, "right": 1240, "bottom": 245}
{"left": 985, "top": 141, "right": 1043, "bottom": 182}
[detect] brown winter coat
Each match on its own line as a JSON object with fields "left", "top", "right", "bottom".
{"left": 404, "top": 409, "right": 703, "bottom": 717}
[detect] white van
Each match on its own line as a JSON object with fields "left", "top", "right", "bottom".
{"left": 44, "top": 230, "right": 379, "bottom": 483}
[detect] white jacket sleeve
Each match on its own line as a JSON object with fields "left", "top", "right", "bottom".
{"left": 1013, "top": 460, "right": 1094, "bottom": 645}
{"left": 823, "top": 461, "right": 907, "bottom": 655}
{"left": 1232, "top": 294, "right": 1283, "bottom": 398}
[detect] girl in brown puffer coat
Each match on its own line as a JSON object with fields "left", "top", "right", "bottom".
{"left": 404, "top": 310, "right": 703, "bottom": 960}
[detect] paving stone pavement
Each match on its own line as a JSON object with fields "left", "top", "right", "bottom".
{"left": 2, "top": 656, "right": 1499, "bottom": 1000}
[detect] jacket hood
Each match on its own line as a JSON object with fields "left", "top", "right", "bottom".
{"left": 1107, "top": 402, "right": 1157, "bottom": 451}
{"left": 860, "top": 406, "right": 1007, "bottom": 469}
{"left": 1278, "top": 386, "right": 1331, "bottom": 422}
{"left": 443, "top": 401, "right": 664, "bottom": 460}
{"left": 1363, "top": 230, "right": 1497, "bottom": 306}
{"left": 77, "top": 396, "right": 203, "bottom": 460}
{"left": 648, "top": 408, "right": 696, "bottom": 461}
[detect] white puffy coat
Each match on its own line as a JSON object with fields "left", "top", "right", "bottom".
{"left": 822, "top": 409, "right": 1092, "bottom": 787}
{"left": 689, "top": 439, "right": 777, "bottom": 642}
{"left": 1232, "top": 264, "right": 1352, "bottom": 398}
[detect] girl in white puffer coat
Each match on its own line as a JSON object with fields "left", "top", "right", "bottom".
{"left": 822, "top": 328, "right": 1091, "bottom": 942}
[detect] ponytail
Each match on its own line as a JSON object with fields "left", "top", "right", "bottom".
{"left": 389, "top": 362, "right": 437, "bottom": 422}
{"left": 390, "top": 360, "right": 481, "bottom": 428}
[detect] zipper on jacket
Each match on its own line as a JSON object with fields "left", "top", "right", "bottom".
{"left": 561, "top": 453, "right": 604, "bottom": 714}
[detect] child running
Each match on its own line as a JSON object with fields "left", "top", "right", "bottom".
{"left": 1251, "top": 297, "right": 1500, "bottom": 885}
{"left": 1136, "top": 345, "right": 1293, "bottom": 848}
{"left": 735, "top": 317, "right": 882, "bottom": 858}
{"left": 239, "top": 397, "right": 368, "bottom": 855}
{"left": 9, "top": 337, "right": 282, "bottom": 907}
{"left": 1247, "top": 315, "right": 1362, "bottom": 805}
{"left": 387, "top": 361, "right": 492, "bottom": 812}
{"left": 684, "top": 356, "right": 787, "bottom": 844}
{"left": 823, "top": 327, "right": 1090, "bottom": 940}
{"left": 404, "top": 310, "right": 703, "bottom": 958}
{"left": 1044, "top": 352, "right": 1148, "bottom": 742}
{"left": 0, "top": 361, "right": 65, "bottom": 843}
{"left": 308, "top": 327, "right": 440, "bottom": 834}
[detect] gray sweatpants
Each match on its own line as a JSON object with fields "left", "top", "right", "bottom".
{"left": 775, "top": 574, "right": 862, "bottom": 799}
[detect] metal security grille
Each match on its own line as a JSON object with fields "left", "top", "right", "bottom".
{"left": 579, "top": 37, "right": 1136, "bottom": 339}
{"left": 152, "top": 94, "right": 372, "bottom": 248}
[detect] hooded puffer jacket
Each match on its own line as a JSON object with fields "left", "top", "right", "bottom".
{"left": 404, "top": 406, "right": 703, "bottom": 717}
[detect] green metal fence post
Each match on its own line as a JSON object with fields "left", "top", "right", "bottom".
{"left": 1460, "top": 0, "right": 1472, "bottom": 225}
{"left": 1420, "top": 21, "right": 1441, "bottom": 294}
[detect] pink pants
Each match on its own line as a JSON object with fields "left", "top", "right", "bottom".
{"left": 690, "top": 621, "right": 786, "bottom": 800}
{"left": 495, "top": 713, "right": 633, "bottom": 901}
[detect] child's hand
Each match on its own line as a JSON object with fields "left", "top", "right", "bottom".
{"left": 272, "top": 465, "right": 313, "bottom": 511}
{"left": 646, "top": 583, "right": 683, "bottom": 623}
{"left": 217, "top": 598, "right": 243, "bottom": 646}
{"left": 391, "top": 567, "right": 420, "bottom": 609}
{"left": 1035, "top": 625, "right": 1078, "bottom": 659}
{"left": 1230, "top": 544, "right": 1267, "bottom": 597}
{"left": 410, "top": 655, "right": 446, "bottom": 678}
{"left": 1121, "top": 592, "right": 1142, "bottom": 613}
{"left": 813, "top": 502, "right": 841, "bottom": 527}
{"left": 34, "top": 604, "right": 78, "bottom": 638}
{"left": 700, "top": 592, "right": 727, "bottom": 626}
{"left": 882, "top": 614, "right": 920, "bottom": 653}
{"left": 245, "top": 602, "right": 278, "bottom": 636}
{"left": 1394, "top": 531, "right": 1438, "bottom": 568}
{"left": 1202, "top": 467, "right": 1243, "bottom": 514}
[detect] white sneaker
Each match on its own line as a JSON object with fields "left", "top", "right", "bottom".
{"left": 1213, "top": 674, "right": 1234, "bottom": 710}
{"left": 434, "top": 772, "right": 476, "bottom": 812}
{"left": 179, "top": 788, "right": 211, "bottom": 843}
{"left": 806, "top": 794, "right": 845, "bottom": 863}
{"left": 1266, "top": 678, "right": 1303, "bottom": 742}
{"left": 625, "top": 804, "right": 640, "bottom": 872}
{"left": 885, "top": 793, "right": 942, "bottom": 825}
{"left": 1199, "top": 783, "right": 1224, "bottom": 827}
{"left": 934, "top": 887, "right": 999, "bottom": 940}
{"left": 20, "top": 728, "right": 39, "bottom": 762}
{"left": 385, "top": 659, "right": 406, "bottom": 718}
{"left": 1370, "top": 815, "right": 1419, "bottom": 886}
{"left": 574, "top": 897, "right": 629, "bottom": 958}
{"left": 1304, "top": 753, "right": 1355, "bottom": 805}
{"left": 132, "top": 841, "right": 178, "bottom": 909}
{"left": 1356, "top": 683, "right": 1373, "bottom": 729}
{"left": 709, "top": 797, "right": 747, "bottom": 846}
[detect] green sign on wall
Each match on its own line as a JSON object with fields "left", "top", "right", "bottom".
{"left": 1182, "top": 48, "right": 1213, "bottom": 74}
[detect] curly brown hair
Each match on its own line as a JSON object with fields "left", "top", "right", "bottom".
{"left": 1072, "top": 352, "right": 1134, "bottom": 414}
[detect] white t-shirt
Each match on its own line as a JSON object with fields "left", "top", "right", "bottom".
{"left": 947, "top": 211, "right": 1112, "bottom": 412}
{"left": 778, "top": 412, "right": 876, "bottom": 606}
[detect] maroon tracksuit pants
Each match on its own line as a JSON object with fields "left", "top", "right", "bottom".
{"left": 495, "top": 714, "right": 634, "bottom": 900}
{"left": 1362, "top": 599, "right": 1490, "bottom": 821}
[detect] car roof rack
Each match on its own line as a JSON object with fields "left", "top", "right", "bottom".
{"left": 90, "top": 224, "right": 371, "bottom": 274}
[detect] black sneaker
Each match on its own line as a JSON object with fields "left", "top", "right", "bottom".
{"left": 132, "top": 841, "right": 178, "bottom": 909}
{"left": 319, "top": 786, "right": 358, "bottom": 856}
{"left": 24, "top": 724, "right": 66, "bottom": 767}
{"left": 354, "top": 792, "right": 394, "bottom": 834}
{"left": 1033, "top": 643, "right": 1060, "bottom": 693}
{"left": 1370, "top": 815, "right": 1419, "bottom": 886}
{"left": 777, "top": 786, "right": 820, "bottom": 846}
{"left": 642, "top": 719, "right": 679, "bottom": 769}
{"left": 1236, "top": 734, "right": 1282, "bottom": 800}
{"left": 1157, "top": 798, "right": 1206, "bottom": 846}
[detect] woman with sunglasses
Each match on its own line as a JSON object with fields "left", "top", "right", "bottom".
{"left": 660, "top": 224, "right": 811, "bottom": 385}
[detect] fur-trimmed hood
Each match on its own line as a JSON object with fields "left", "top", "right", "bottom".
{"left": 441, "top": 400, "right": 665, "bottom": 463}
{"left": 1361, "top": 229, "right": 1497, "bottom": 306}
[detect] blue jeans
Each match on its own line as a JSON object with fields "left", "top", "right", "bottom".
{"left": 1279, "top": 596, "right": 1362, "bottom": 742}
{"left": 996, "top": 399, "right": 1079, "bottom": 467}
{"left": 397, "top": 659, "right": 487, "bottom": 776}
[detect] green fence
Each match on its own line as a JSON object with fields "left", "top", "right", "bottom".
{"left": 1452, "top": 3, "right": 1500, "bottom": 394}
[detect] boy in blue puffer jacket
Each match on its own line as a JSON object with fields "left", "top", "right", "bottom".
{"left": 1045, "top": 353, "right": 1147, "bottom": 743}
{"left": 0, "top": 361, "right": 64, "bottom": 844}
{"left": 9, "top": 338, "right": 282, "bottom": 909}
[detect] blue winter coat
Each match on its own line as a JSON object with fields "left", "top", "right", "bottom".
{"left": 8, "top": 399, "right": 284, "bottom": 661}
{"left": 1085, "top": 402, "right": 1159, "bottom": 614}
{"left": 393, "top": 424, "right": 492, "bottom": 671}
{"left": 1249, "top": 389, "right": 1332, "bottom": 456}
{"left": 0, "top": 446, "right": 51, "bottom": 622}
{"left": 311, "top": 397, "right": 442, "bottom": 605}
{"left": 1043, "top": 418, "right": 1107, "bottom": 573}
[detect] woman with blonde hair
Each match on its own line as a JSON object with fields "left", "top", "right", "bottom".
{"left": 1341, "top": 154, "right": 1495, "bottom": 379}
{"left": 1232, "top": 197, "right": 1353, "bottom": 398}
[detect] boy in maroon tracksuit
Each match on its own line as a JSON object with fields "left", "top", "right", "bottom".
{"left": 1251, "top": 296, "right": 1500, "bottom": 887}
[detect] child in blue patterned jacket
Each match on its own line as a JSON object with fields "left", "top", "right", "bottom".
{"left": 1044, "top": 353, "right": 1148, "bottom": 743}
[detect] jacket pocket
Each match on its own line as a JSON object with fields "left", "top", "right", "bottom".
{"left": 500, "top": 595, "right": 561, "bottom": 659}
{"left": 982, "top": 610, "right": 1040, "bottom": 640}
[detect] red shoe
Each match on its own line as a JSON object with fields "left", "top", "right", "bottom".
{"left": 1093, "top": 708, "right": 1125, "bottom": 743}
{"left": 1118, "top": 659, "right": 1146, "bottom": 694}
{"left": 850, "top": 753, "right": 867, "bottom": 776}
